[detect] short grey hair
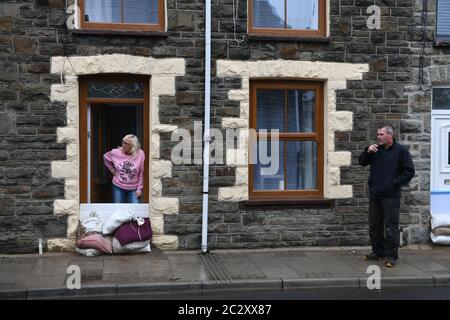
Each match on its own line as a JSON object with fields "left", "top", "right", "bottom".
{"left": 379, "top": 124, "right": 395, "bottom": 136}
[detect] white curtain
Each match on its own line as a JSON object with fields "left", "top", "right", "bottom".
{"left": 287, "top": 0, "right": 318, "bottom": 30}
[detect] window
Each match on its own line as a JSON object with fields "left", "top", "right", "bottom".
{"left": 80, "top": 75, "right": 150, "bottom": 203}
{"left": 437, "top": 0, "right": 450, "bottom": 42}
{"left": 79, "top": 0, "right": 165, "bottom": 31}
{"left": 432, "top": 88, "right": 450, "bottom": 110}
{"left": 249, "top": 81, "right": 324, "bottom": 199}
{"left": 248, "top": 0, "right": 326, "bottom": 37}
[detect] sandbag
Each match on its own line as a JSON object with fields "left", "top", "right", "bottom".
{"left": 431, "top": 232, "right": 450, "bottom": 245}
{"left": 75, "top": 247, "right": 102, "bottom": 257}
{"left": 112, "top": 237, "right": 150, "bottom": 254}
{"left": 102, "top": 208, "right": 134, "bottom": 235}
{"left": 432, "top": 227, "right": 450, "bottom": 237}
{"left": 431, "top": 213, "right": 450, "bottom": 230}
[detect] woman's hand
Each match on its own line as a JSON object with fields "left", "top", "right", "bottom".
{"left": 136, "top": 191, "right": 142, "bottom": 198}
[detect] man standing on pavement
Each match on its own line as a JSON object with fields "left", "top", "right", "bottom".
{"left": 359, "top": 124, "right": 415, "bottom": 267}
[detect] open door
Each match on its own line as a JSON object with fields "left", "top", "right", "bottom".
{"left": 91, "top": 104, "right": 110, "bottom": 203}
{"left": 80, "top": 75, "right": 149, "bottom": 204}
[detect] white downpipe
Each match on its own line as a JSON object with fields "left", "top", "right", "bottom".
{"left": 201, "top": 0, "right": 212, "bottom": 253}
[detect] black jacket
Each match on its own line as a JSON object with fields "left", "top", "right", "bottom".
{"left": 358, "top": 141, "right": 415, "bottom": 198}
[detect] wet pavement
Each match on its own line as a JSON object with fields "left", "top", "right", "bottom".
{"left": 1, "top": 244, "right": 450, "bottom": 299}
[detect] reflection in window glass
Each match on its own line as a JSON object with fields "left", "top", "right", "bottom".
{"left": 433, "top": 88, "right": 450, "bottom": 110}
{"left": 256, "top": 89, "right": 284, "bottom": 132}
{"left": 124, "top": 0, "right": 158, "bottom": 23}
{"left": 437, "top": 0, "right": 450, "bottom": 40}
{"left": 252, "top": 0, "right": 319, "bottom": 30}
{"left": 85, "top": 0, "right": 121, "bottom": 23}
{"left": 287, "top": 90, "right": 315, "bottom": 133}
{"left": 84, "top": 0, "right": 158, "bottom": 24}
{"left": 253, "top": 140, "right": 284, "bottom": 190}
{"left": 87, "top": 82, "right": 144, "bottom": 99}
{"left": 253, "top": 0, "right": 285, "bottom": 28}
{"left": 286, "top": 141, "right": 317, "bottom": 190}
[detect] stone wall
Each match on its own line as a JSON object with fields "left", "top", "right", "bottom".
{"left": 169, "top": 0, "right": 440, "bottom": 249}
{"left": 49, "top": 54, "right": 185, "bottom": 250}
{"left": 0, "top": 0, "right": 68, "bottom": 253}
{"left": 0, "top": 0, "right": 446, "bottom": 252}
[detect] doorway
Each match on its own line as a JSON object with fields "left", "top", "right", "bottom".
{"left": 91, "top": 103, "right": 144, "bottom": 203}
{"left": 80, "top": 75, "right": 149, "bottom": 204}
{"left": 431, "top": 86, "right": 450, "bottom": 213}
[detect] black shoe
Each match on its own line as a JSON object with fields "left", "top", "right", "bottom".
{"left": 385, "top": 257, "right": 397, "bottom": 268}
{"left": 363, "top": 252, "right": 385, "bottom": 261}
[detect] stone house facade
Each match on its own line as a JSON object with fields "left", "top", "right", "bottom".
{"left": 0, "top": 0, "right": 449, "bottom": 253}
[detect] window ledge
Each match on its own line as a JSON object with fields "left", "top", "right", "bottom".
{"left": 248, "top": 34, "right": 331, "bottom": 43}
{"left": 71, "top": 29, "right": 169, "bottom": 37}
{"left": 240, "top": 198, "right": 335, "bottom": 209}
{"left": 434, "top": 39, "right": 450, "bottom": 47}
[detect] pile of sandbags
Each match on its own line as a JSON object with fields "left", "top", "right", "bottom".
{"left": 75, "top": 212, "right": 112, "bottom": 257}
{"left": 75, "top": 209, "right": 152, "bottom": 256}
{"left": 430, "top": 213, "right": 450, "bottom": 245}
{"left": 103, "top": 209, "right": 152, "bottom": 254}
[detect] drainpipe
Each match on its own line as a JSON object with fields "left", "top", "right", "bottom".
{"left": 201, "top": 0, "right": 212, "bottom": 254}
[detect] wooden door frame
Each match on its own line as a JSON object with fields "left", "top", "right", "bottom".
{"left": 90, "top": 103, "right": 110, "bottom": 203}
{"left": 79, "top": 74, "right": 150, "bottom": 203}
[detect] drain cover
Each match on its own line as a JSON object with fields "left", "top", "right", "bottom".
{"left": 199, "top": 253, "right": 232, "bottom": 283}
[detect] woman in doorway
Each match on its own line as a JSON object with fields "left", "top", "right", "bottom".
{"left": 104, "top": 134, "right": 145, "bottom": 203}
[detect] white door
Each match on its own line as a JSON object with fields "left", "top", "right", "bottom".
{"left": 431, "top": 116, "right": 450, "bottom": 191}
{"left": 431, "top": 87, "right": 450, "bottom": 213}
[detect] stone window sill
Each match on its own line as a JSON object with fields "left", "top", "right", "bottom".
{"left": 240, "top": 198, "right": 335, "bottom": 209}
{"left": 247, "top": 34, "right": 331, "bottom": 43}
{"left": 71, "top": 29, "right": 169, "bottom": 38}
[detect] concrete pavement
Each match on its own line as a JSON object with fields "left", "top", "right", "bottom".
{"left": 1, "top": 244, "right": 450, "bottom": 299}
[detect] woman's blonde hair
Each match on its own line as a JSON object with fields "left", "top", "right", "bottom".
{"left": 121, "top": 134, "right": 141, "bottom": 158}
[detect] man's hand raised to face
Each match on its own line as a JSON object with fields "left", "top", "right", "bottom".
{"left": 368, "top": 144, "right": 379, "bottom": 153}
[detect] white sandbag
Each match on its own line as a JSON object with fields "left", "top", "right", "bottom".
{"left": 112, "top": 237, "right": 150, "bottom": 254}
{"left": 430, "top": 232, "right": 450, "bottom": 245}
{"left": 135, "top": 243, "right": 151, "bottom": 253}
{"left": 431, "top": 213, "right": 450, "bottom": 229}
{"left": 81, "top": 212, "right": 103, "bottom": 233}
{"left": 432, "top": 227, "right": 450, "bottom": 237}
{"left": 75, "top": 247, "right": 102, "bottom": 257}
{"left": 102, "top": 209, "right": 134, "bottom": 235}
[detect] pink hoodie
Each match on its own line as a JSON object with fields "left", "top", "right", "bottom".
{"left": 103, "top": 148, "right": 145, "bottom": 193}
